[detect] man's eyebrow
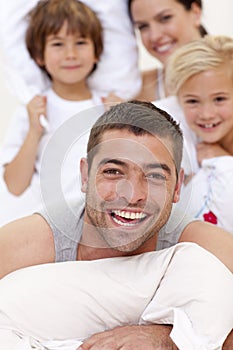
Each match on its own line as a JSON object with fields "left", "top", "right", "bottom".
{"left": 146, "top": 163, "right": 172, "bottom": 175}
{"left": 98, "top": 158, "right": 126, "bottom": 167}
{"left": 98, "top": 159, "right": 172, "bottom": 174}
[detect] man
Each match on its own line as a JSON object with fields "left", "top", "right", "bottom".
{"left": 0, "top": 101, "right": 233, "bottom": 348}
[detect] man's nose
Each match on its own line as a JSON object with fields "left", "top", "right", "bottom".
{"left": 116, "top": 177, "right": 147, "bottom": 204}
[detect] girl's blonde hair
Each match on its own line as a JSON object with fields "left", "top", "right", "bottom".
{"left": 165, "top": 35, "right": 233, "bottom": 95}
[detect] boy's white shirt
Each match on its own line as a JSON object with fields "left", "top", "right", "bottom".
{"left": 0, "top": 88, "right": 104, "bottom": 225}
{"left": 0, "top": 0, "right": 142, "bottom": 225}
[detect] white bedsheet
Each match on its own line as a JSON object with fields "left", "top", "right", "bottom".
{"left": 0, "top": 243, "right": 232, "bottom": 349}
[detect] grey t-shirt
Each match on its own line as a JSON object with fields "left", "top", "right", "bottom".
{"left": 38, "top": 199, "right": 194, "bottom": 262}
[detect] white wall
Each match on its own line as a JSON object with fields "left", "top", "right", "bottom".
{"left": 0, "top": 0, "right": 233, "bottom": 144}
{"left": 0, "top": 51, "right": 20, "bottom": 145}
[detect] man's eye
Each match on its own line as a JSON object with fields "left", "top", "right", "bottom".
{"left": 147, "top": 173, "right": 166, "bottom": 182}
{"left": 103, "top": 169, "right": 122, "bottom": 176}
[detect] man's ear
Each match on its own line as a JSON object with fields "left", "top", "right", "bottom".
{"left": 80, "top": 158, "right": 89, "bottom": 193}
{"left": 173, "top": 168, "right": 184, "bottom": 203}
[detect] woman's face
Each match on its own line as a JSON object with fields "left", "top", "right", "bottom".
{"left": 130, "top": 0, "right": 202, "bottom": 65}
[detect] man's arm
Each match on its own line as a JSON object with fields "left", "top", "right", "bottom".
{"left": 179, "top": 220, "right": 233, "bottom": 273}
{"left": 78, "top": 325, "right": 233, "bottom": 350}
{"left": 223, "top": 329, "right": 233, "bottom": 349}
{"left": 78, "top": 325, "right": 178, "bottom": 350}
{"left": 0, "top": 214, "right": 55, "bottom": 279}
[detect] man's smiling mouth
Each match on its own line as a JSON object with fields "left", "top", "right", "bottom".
{"left": 110, "top": 210, "right": 148, "bottom": 227}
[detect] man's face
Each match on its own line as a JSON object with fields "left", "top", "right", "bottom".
{"left": 81, "top": 129, "right": 182, "bottom": 252}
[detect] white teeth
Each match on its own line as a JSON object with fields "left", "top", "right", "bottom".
{"left": 204, "top": 124, "right": 214, "bottom": 128}
{"left": 111, "top": 210, "right": 148, "bottom": 227}
{"left": 200, "top": 122, "right": 219, "bottom": 129}
{"left": 112, "top": 217, "right": 136, "bottom": 227}
{"left": 125, "top": 212, "right": 131, "bottom": 219}
{"left": 112, "top": 210, "right": 147, "bottom": 220}
{"left": 156, "top": 43, "right": 172, "bottom": 53}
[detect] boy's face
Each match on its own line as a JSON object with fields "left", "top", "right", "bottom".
{"left": 38, "top": 21, "right": 97, "bottom": 90}
{"left": 178, "top": 65, "right": 233, "bottom": 144}
{"left": 80, "top": 129, "right": 182, "bottom": 252}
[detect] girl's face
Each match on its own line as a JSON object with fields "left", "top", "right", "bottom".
{"left": 130, "top": 0, "right": 202, "bottom": 65}
{"left": 178, "top": 66, "right": 233, "bottom": 146}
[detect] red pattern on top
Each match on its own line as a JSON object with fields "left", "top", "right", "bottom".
{"left": 203, "top": 211, "right": 218, "bottom": 225}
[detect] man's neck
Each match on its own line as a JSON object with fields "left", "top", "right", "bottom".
{"left": 77, "top": 241, "right": 157, "bottom": 261}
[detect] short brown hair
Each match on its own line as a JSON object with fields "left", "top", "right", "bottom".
{"left": 87, "top": 101, "right": 183, "bottom": 176}
{"left": 26, "top": 0, "right": 103, "bottom": 76}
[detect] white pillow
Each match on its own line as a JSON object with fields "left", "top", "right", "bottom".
{"left": 0, "top": 1, "right": 141, "bottom": 102}
{"left": 0, "top": 243, "right": 232, "bottom": 350}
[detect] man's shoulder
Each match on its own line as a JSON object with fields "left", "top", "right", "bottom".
{"left": 0, "top": 214, "right": 55, "bottom": 278}
{"left": 37, "top": 197, "right": 84, "bottom": 232}
{"left": 157, "top": 205, "right": 195, "bottom": 250}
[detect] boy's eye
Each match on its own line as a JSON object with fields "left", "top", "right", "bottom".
{"left": 51, "top": 41, "right": 63, "bottom": 47}
{"left": 76, "top": 39, "right": 87, "bottom": 45}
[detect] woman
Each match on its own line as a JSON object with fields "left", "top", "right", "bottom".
{"left": 128, "top": 0, "right": 207, "bottom": 101}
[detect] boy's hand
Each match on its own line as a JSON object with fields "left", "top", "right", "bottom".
{"left": 27, "top": 95, "right": 47, "bottom": 137}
